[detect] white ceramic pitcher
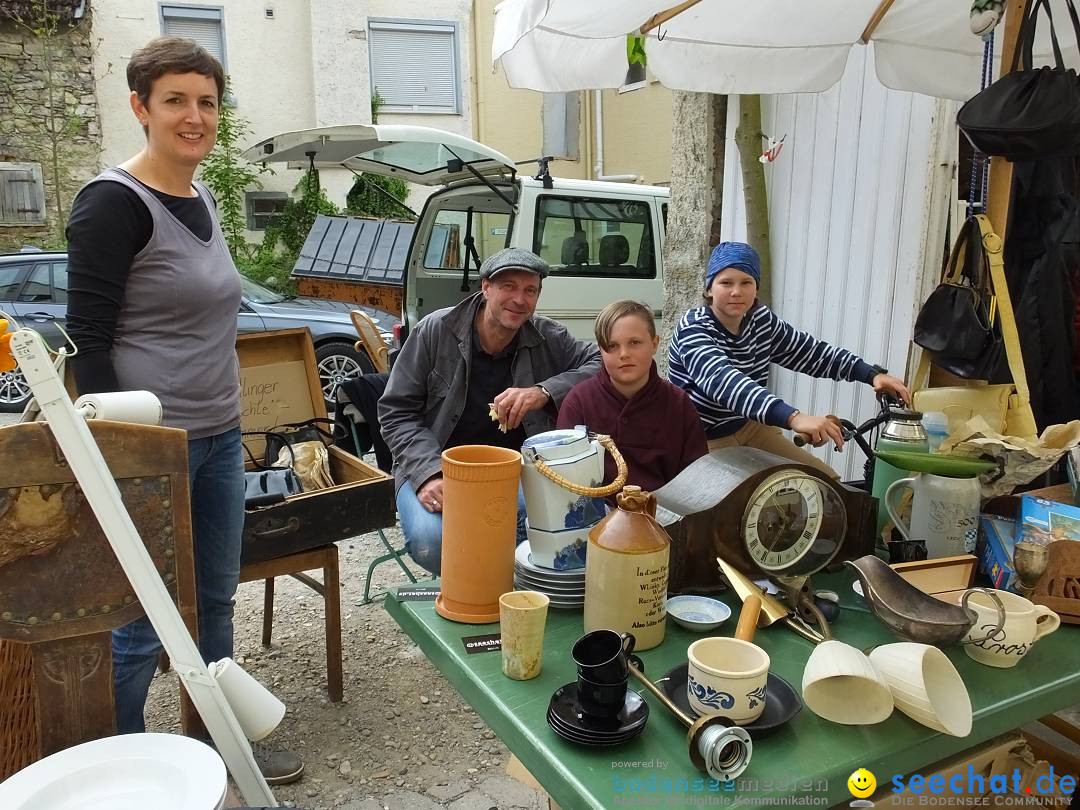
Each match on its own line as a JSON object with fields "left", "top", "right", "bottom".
{"left": 884, "top": 472, "right": 981, "bottom": 559}
{"left": 520, "top": 428, "right": 608, "bottom": 570}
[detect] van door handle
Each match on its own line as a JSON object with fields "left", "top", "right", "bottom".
{"left": 25, "top": 312, "right": 54, "bottom": 322}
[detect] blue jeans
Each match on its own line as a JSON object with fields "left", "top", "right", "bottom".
{"left": 113, "top": 426, "right": 245, "bottom": 733}
{"left": 397, "top": 483, "right": 527, "bottom": 576}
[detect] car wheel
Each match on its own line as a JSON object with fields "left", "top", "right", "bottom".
{"left": 315, "top": 341, "right": 374, "bottom": 410}
{"left": 0, "top": 366, "right": 31, "bottom": 413}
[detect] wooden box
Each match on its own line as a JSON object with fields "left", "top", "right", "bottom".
{"left": 236, "top": 328, "right": 395, "bottom": 566}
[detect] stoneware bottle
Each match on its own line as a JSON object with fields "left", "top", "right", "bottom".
{"left": 584, "top": 485, "right": 670, "bottom": 650}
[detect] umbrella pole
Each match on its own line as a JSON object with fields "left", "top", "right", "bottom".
{"left": 985, "top": 0, "right": 1030, "bottom": 240}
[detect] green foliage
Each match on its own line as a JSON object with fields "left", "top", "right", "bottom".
{"left": 345, "top": 173, "right": 412, "bottom": 220}
{"left": 251, "top": 170, "right": 339, "bottom": 293}
{"left": 626, "top": 34, "right": 647, "bottom": 67}
{"left": 198, "top": 80, "right": 272, "bottom": 262}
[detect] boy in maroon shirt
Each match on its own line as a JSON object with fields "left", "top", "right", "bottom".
{"left": 557, "top": 301, "right": 707, "bottom": 492}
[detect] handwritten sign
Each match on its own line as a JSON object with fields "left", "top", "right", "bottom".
{"left": 239, "top": 361, "right": 313, "bottom": 461}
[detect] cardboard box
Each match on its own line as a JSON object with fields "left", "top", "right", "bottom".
{"left": 978, "top": 515, "right": 1020, "bottom": 593}
{"left": 236, "top": 328, "right": 396, "bottom": 566}
{"left": 1020, "top": 495, "right": 1080, "bottom": 544}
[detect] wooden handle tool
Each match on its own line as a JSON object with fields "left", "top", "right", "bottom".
{"left": 735, "top": 595, "right": 762, "bottom": 643}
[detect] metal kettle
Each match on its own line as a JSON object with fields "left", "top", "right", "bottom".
{"left": 871, "top": 405, "right": 929, "bottom": 538}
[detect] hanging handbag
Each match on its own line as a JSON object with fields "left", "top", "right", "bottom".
{"left": 913, "top": 215, "right": 1039, "bottom": 438}
{"left": 957, "top": 0, "right": 1080, "bottom": 160}
{"left": 913, "top": 217, "right": 1005, "bottom": 379}
{"left": 243, "top": 436, "right": 304, "bottom": 508}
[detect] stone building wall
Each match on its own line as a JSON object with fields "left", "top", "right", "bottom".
{"left": 0, "top": 5, "right": 102, "bottom": 251}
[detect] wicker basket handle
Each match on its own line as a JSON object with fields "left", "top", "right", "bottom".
{"left": 529, "top": 434, "right": 627, "bottom": 497}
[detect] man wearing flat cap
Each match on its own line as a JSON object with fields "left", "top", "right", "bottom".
{"left": 668, "top": 241, "right": 910, "bottom": 476}
{"left": 379, "top": 247, "right": 601, "bottom": 575}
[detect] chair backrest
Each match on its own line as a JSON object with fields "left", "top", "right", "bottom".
{"left": 560, "top": 232, "right": 590, "bottom": 269}
{"left": 350, "top": 310, "right": 390, "bottom": 373}
{"left": 599, "top": 234, "right": 630, "bottom": 268}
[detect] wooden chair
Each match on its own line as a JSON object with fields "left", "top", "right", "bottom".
{"left": 0, "top": 421, "right": 198, "bottom": 778}
{"left": 240, "top": 545, "right": 342, "bottom": 702}
{"left": 350, "top": 309, "right": 390, "bottom": 373}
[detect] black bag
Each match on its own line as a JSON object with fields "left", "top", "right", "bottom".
{"left": 262, "top": 418, "right": 335, "bottom": 467}
{"left": 913, "top": 218, "right": 1006, "bottom": 381}
{"left": 957, "top": 0, "right": 1080, "bottom": 160}
{"left": 242, "top": 436, "right": 304, "bottom": 508}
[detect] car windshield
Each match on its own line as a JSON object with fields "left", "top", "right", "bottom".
{"left": 241, "top": 276, "right": 290, "bottom": 304}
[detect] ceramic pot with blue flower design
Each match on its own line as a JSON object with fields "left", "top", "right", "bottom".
{"left": 686, "top": 637, "right": 770, "bottom": 724}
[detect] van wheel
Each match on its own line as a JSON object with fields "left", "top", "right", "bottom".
{"left": 315, "top": 341, "right": 374, "bottom": 411}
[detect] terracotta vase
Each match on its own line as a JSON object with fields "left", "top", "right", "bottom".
{"left": 436, "top": 445, "right": 522, "bottom": 623}
{"left": 584, "top": 485, "right": 670, "bottom": 650}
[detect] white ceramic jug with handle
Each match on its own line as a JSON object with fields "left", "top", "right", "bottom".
{"left": 884, "top": 473, "right": 981, "bottom": 559}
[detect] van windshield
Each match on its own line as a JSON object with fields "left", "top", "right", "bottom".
{"left": 423, "top": 208, "right": 512, "bottom": 270}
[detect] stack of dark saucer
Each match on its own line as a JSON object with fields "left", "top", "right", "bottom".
{"left": 546, "top": 629, "right": 649, "bottom": 747}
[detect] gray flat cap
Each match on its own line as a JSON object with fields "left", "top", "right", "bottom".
{"left": 479, "top": 247, "right": 550, "bottom": 280}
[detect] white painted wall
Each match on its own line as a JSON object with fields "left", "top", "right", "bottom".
{"left": 721, "top": 48, "right": 956, "bottom": 480}
{"left": 91, "top": 0, "right": 473, "bottom": 210}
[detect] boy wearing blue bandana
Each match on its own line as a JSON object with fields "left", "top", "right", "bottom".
{"left": 668, "top": 241, "right": 910, "bottom": 477}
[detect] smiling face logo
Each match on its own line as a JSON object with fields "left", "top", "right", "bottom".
{"left": 847, "top": 768, "right": 876, "bottom": 799}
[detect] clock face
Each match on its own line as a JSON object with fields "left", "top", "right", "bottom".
{"left": 742, "top": 469, "right": 846, "bottom": 576}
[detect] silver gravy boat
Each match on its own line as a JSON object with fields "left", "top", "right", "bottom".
{"left": 846, "top": 555, "right": 1005, "bottom": 646}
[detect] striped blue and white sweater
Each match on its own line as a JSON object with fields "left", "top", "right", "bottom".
{"left": 668, "top": 304, "right": 877, "bottom": 439}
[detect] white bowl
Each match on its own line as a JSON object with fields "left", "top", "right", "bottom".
{"left": 0, "top": 732, "right": 227, "bottom": 810}
{"left": 666, "top": 595, "right": 732, "bottom": 632}
{"left": 801, "top": 640, "right": 894, "bottom": 726}
{"left": 868, "top": 642, "right": 972, "bottom": 737}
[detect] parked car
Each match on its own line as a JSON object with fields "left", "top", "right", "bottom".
{"left": 244, "top": 125, "right": 669, "bottom": 342}
{"left": 0, "top": 248, "right": 396, "bottom": 412}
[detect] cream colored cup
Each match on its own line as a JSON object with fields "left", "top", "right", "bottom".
{"left": 687, "top": 637, "right": 770, "bottom": 725}
{"left": 960, "top": 589, "right": 1060, "bottom": 669}
{"left": 499, "top": 591, "right": 550, "bottom": 680}
{"left": 801, "top": 640, "right": 894, "bottom": 726}
{"left": 868, "top": 643, "right": 972, "bottom": 737}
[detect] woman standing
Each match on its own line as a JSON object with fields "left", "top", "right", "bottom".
{"left": 65, "top": 37, "right": 301, "bottom": 783}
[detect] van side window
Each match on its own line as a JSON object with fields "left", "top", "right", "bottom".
{"left": 533, "top": 196, "right": 656, "bottom": 279}
{"left": 423, "top": 208, "right": 511, "bottom": 270}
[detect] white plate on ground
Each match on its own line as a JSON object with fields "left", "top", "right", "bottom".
{"left": 515, "top": 541, "right": 587, "bottom": 580}
{"left": 0, "top": 732, "right": 227, "bottom": 810}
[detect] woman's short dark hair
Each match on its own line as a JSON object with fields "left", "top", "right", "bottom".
{"left": 126, "top": 36, "right": 225, "bottom": 106}
{"left": 594, "top": 300, "right": 656, "bottom": 351}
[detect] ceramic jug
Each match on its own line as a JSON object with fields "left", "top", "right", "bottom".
{"left": 584, "top": 486, "right": 669, "bottom": 651}
{"left": 960, "top": 589, "right": 1060, "bottom": 668}
{"left": 520, "top": 428, "right": 608, "bottom": 570}
{"left": 884, "top": 472, "right": 981, "bottom": 559}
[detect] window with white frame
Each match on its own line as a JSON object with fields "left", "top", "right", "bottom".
{"left": 160, "top": 4, "right": 227, "bottom": 68}
{"left": 368, "top": 19, "right": 460, "bottom": 114}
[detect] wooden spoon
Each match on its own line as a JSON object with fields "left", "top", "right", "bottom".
{"left": 735, "top": 595, "right": 762, "bottom": 643}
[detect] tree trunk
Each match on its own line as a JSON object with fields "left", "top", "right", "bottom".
{"left": 660, "top": 92, "right": 728, "bottom": 375}
{"left": 734, "top": 94, "right": 772, "bottom": 304}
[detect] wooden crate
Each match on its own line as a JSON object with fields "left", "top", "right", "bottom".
{"left": 237, "top": 328, "right": 395, "bottom": 566}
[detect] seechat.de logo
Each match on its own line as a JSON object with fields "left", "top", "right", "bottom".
{"left": 849, "top": 768, "right": 877, "bottom": 807}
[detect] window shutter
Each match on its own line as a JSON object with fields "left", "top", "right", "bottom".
{"left": 0, "top": 163, "right": 46, "bottom": 226}
{"left": 369, "top": 23, "right": 458, "bottom": 113}
{"left": 162, "top": 15, "right": 225, "bottom": 65}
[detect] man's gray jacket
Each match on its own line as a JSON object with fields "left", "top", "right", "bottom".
{"left": 378, "top": 292, "right": 601, "bottom": 493}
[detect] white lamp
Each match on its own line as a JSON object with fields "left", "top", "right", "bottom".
{"left": 208, "top": 658, "right": 286, "bottom": 742}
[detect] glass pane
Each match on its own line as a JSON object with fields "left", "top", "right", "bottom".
{"left": 357, "top": 142, "right": 496, "bottom": 176}
{"left": 533, "top": 196, "right": 656, "bottom": 279}
{"left": 52, "top": 262, "right": 68, "bottom": 304}
{"left": 17, "top": 264, "right": 51, "bottom": 302}
{"left": 0, "top": 264, "right": 25, "bottom": 300}
{"left": 423, "top": 209, "right": 511, "bottom": 270}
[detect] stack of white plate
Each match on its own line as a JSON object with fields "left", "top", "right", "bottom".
{"left": 514, "top": 541, "right": 585, "bottom": 609}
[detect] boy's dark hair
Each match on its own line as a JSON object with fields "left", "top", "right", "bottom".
{"left": 126, "top": 36, "right": 225, "bottom": 106}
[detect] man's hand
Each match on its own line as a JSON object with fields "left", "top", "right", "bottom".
{"left": 872, "top": 373, "right": 912, "bottom": 406}
{"left": 492, "top": 385, "right": 550, "bottom": 431}
{"left": 417, "top": 477, "right": 444, "bottom": 513}
{"left": 790, "top": 412, "right": 845, "bottom": 450}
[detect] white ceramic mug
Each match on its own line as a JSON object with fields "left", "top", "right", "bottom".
{"left": 961, "top": 589, "right": 1061, "bottom": 668}
{"left": 687, "top": 637, "right": 769, "bottom": 725}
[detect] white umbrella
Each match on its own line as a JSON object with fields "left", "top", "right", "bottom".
{"left": 493, "top": 0, "right": 1080, "bottom": 100}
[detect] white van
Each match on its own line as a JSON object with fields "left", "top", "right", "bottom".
{"left": 244, "top": 125, "right": 669, "bottom": 341}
